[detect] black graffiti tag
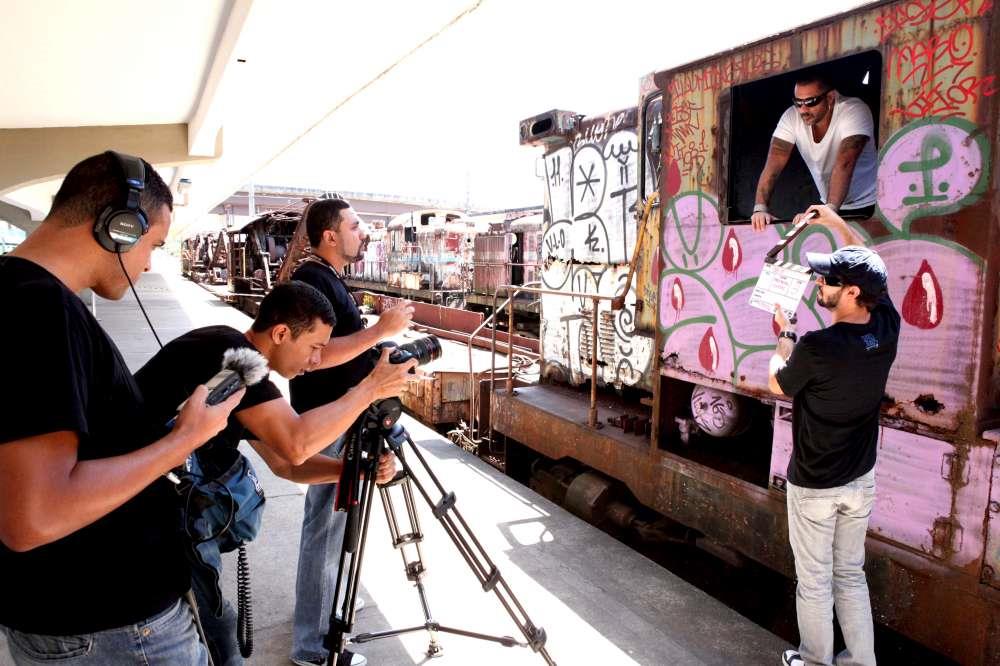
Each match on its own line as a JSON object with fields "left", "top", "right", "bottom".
{"left": 577, "top": 163, "right": 600, "bottom": 202}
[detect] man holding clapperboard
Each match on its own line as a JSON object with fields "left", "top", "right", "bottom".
{"left": 751, "top": 204, "right": 898, "bottom": 666}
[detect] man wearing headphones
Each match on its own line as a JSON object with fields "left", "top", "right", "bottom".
{"left": 0, "top": 152, "right": 243, "bottom": 664}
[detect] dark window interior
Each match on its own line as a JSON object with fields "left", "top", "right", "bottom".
{"left": 726, "top": 50, "right": 882, "bottom": 223}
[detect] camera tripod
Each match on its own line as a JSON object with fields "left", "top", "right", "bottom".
{"left": 323, "top": 398, "right": 556, "bottom": 666}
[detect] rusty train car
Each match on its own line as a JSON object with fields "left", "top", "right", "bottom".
{"left": 343, "top": 208, "right": 545, "bottom": 322}
{"left": 496, "top": 1, "right": 1000, "bottom": 662}
{"left": 180, "top": 231, "right": 228, "bottom": 284}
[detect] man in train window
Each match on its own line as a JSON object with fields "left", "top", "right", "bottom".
{"left": 750, "top": 71, "right": 877, "bottom": 230}
{"left": 767, "top": 205, "right": 899, "bottom": 666}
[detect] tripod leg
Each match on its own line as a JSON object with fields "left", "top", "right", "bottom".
{"left": 384, "top": 428, "right": 557, "bottom": 666}
{"left": 379, "top": 472, "right": 443, "bottom": 658}
{"left": 326, "top": 468, "right": 379, "bottom": 666}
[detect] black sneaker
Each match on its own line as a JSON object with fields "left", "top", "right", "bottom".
{"left": 781, "top": 650, "right": 804, "bottom": 666}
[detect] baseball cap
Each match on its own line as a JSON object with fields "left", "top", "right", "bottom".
{"left": 805, "top": 245, "right": 887, "bottom": 297}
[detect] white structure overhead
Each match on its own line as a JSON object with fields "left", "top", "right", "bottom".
{"left": 0, "top": 0, "right": 482, "bottom": 237}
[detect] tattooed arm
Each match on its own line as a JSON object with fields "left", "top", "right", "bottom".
{"left": 827, "top": 134, "right": 869, "bottom": 211}
{"left": 751, "top": 137, "right": 794, "bottom": 231}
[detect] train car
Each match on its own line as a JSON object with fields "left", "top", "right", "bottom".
{"left": 495, "top": 1, "right": 1000, "bottom": 662}
{"left": 383, "top": 209, "right": 464, "bottom": 295}
{"left": 469, "top": 212, "right": 544, "bottom": 319}
{"left": 226, "top": 210, "right": 301, "bottom": 314}
{"left": 181, "top": 231, "right": 228, "bottom": 284}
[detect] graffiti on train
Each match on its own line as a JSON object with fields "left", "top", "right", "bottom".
{"left": 541, "top": 121, "right": 652, "bottom": 388}
{"left": 877, "top": 116, "right": 990, "bottom": 232}
{"left": 657, "top": 115, "right": 990, "bottom": 430}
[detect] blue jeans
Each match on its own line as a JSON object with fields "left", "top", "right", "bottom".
{"left": 787, "top": 468, "right": 877, "bottom": 666}
{"left": 2, "top": 598, "right": 208, "bottom": 665}
{"left": 291, "top": 434, "right": 349, "bottom": 662}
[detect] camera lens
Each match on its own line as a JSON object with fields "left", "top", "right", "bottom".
{"left": 393, "top": 336, "right": 442, "bottom": 366}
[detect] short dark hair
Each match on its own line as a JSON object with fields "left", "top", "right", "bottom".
{"left": 252, "top": 281, "right": 336, "bottom": 337}
{"left": 851, "top": 286, "right": 882, "bottom": 312}
{"left": 794, "top": 69, "right": 832, "bottom": 91}
{"left": 304, "top": 198, "right": 351, "bottom": 248}
{"left": 48, "top": 152, "right": 173, "bottom": 226}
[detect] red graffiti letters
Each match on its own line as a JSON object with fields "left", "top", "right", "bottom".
{"left": 889, "top": 23, "right": 997, "bottom": 118}
{"left": 876, "top": 0, "right": 992, "bottom": 39}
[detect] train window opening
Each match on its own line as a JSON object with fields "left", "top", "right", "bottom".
{"left": 644, "top": 95, "right": 663, "bottom": 195}
{"left": 657, "top": 376, "right": 774, "bottom": 489}
{"left": 724, "top": 50, "right": 882, "bottom": 223}
{"left": 531, "top": 118, "right": 553, "bottom": 135}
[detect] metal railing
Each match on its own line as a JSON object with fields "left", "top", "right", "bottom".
{"left": 490, "top": 285, "right": 626, "bottom": 430}
{"left": 463, "top": 281, "right": 542, "bottom": 448}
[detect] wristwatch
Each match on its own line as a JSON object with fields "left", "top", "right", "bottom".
{"left": 778, "top": 330, "right": 798, "bottom": 343}
{"left": 753, "top": 203, "right": 770, "bottom": 214}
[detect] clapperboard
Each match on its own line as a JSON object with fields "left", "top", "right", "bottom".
{"left": 748, "top": 211, "right": 817, "bottom": 318}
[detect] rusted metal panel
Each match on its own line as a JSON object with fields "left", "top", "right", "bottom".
{"left": 378, "top": 295, "right": 484, "bottom": 333}
{"left": 473, "top": 233, "right": 510, "bottom": 293}
{"left": 981, "top": 440, "right": 1000, "bottom": 588}
{"left": 774, "top": 417, "right": 995, "bottom": 569}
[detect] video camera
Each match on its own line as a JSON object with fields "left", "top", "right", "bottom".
{"left": 336, "top": 336, "right": 442, "bottom": 513}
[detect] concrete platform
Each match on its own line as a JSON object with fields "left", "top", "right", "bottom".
{"left": 2, "top": 253, "right": 790, "bottom": 665}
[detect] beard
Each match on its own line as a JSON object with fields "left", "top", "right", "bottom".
{"left": 346, "top": 248, "right": 366, "bottom": 263}
{"left": 817, "top": 288, "right": 841, "bottom": 310}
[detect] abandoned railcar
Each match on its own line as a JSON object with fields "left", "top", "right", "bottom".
{"left": 498, "top": 1, "right": 1000, "bottom": 661}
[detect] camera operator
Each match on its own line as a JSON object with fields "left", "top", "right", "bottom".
{"left": 0, "top": 152, "right": 244, "bottom": 665}
{"left": 288, "top": 198, "right": 414, "bottom": 666}
{"left": 134, "top": 281, "right": 415, "bottom": 665}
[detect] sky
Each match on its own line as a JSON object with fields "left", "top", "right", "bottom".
{"left": 254, "top": 0, "right": 868, "bottom": 212}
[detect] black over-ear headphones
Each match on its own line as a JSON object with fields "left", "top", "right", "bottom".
{"left": 93, "top": 150, "right": 149, "bottom": 253}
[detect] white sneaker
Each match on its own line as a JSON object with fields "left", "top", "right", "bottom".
{"left": 290, "top": 653, "right": 367, "bottom": 666}
{"left": 781, "top": 650, "right": 804, "bottom": 666}
{"left": 335, "top": 596, "right": 366, "bottom": 621}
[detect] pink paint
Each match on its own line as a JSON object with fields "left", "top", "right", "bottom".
{"left": 661, "top": 192, "right": 722, "bottom": 272}
{"left": 877, "top": 120, "right": 987, "bottom": 232}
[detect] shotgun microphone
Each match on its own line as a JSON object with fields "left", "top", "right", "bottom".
{"left": 164, "top": 347, "right": 269, "bottom": 484}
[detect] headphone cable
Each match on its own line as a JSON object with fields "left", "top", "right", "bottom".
{"left": 117, "top": 248, "right": 163, "bottom": 348}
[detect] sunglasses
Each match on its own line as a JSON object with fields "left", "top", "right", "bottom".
{"left": 816, "top": 274, "right": 843, "bottom": 287}
{"left": 792, "top": 90, "right": 830, "bottom": 108}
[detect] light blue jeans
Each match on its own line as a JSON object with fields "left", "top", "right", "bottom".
{"left": 2, "top": 598, "right": 208, "bottom": 665}
{"left": 787, "top": 468, "right": 877, "bottom": 666}
{"left": 291, "top": 434, "right": 349, "bottom": 663}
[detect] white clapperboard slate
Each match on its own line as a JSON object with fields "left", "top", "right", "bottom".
{"left": 748, "top": 212, "right": 816, "bottom": 318}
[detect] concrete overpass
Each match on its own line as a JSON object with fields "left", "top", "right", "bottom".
{"left": 0, "top": 0, "right": 482, "bottom": 238}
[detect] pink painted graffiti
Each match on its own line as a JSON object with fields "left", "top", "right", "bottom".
{"left": 877, "top": 119, "right": 987, "bottom": 232}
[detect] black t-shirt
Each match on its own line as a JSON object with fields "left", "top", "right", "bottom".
{"left": 776, "top": 293, "right": 900, "bottom": 489}
{"left": 289, "top": 259, "right": 375, "bottom": 411}
{"left": 135, "top": 326, "right": 283, "bottom": 470}
{"left": 0, "top": 257, "right": 190, "bottom": 635}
